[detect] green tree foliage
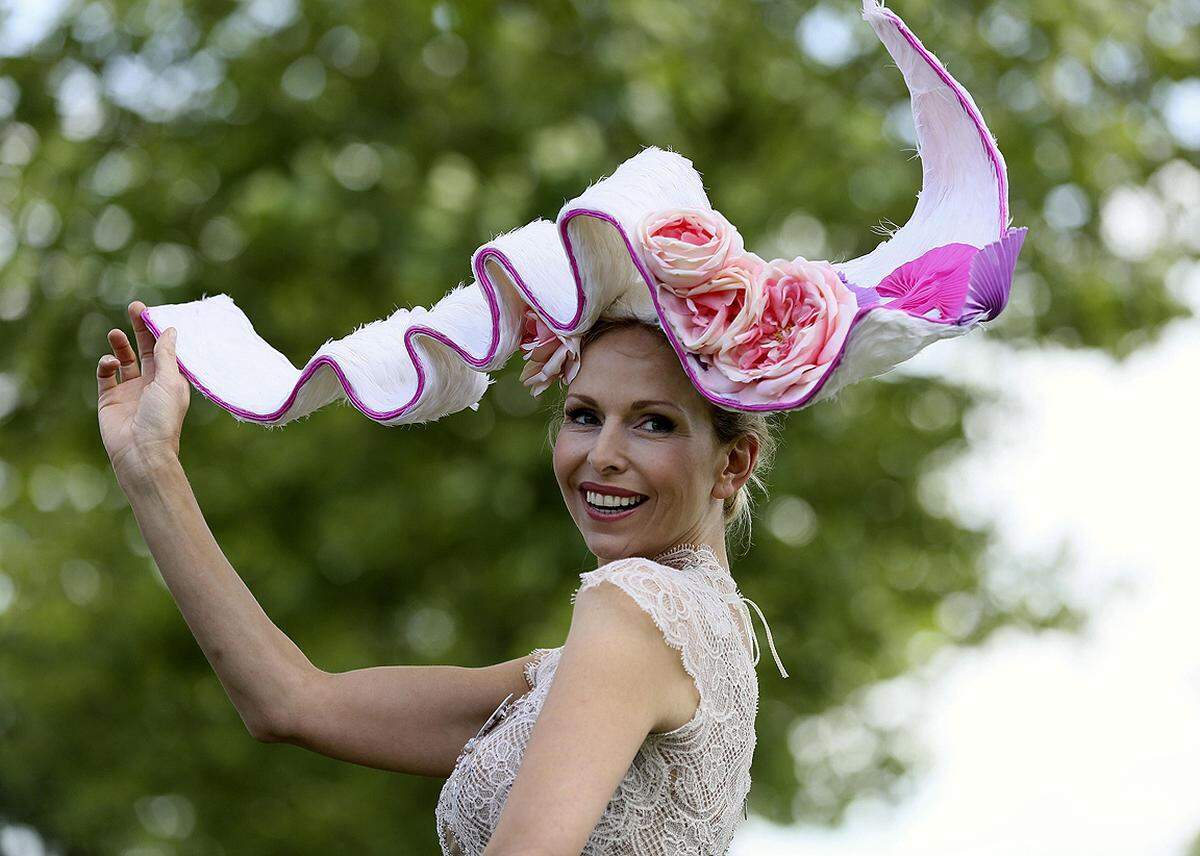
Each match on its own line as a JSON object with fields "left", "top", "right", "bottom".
{"left": 0, "top": 0, "right": 1194, "bottom": 852}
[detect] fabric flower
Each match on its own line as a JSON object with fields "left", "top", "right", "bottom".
{"left": 707, "top": 257, "right": 858, "bottom": 402}
{"left": 638, "top": 207, "right": 746, "bottom": 293}
{"left": 518, "top": 307, "right": 581, "bottom": 396}
{"left": 657, "top": 253, "right": 766, "bottom": 355}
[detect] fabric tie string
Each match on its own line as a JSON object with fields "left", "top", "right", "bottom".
{"left": 738, "top": 595, "right": 789, "bottom": 679}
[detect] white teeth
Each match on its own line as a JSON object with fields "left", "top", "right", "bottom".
{"left": 585, "top": 490, "right": 645, "bottom": 509}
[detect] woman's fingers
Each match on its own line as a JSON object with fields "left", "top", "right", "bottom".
{"left": 108, "top": 327, "right": 140, "bottom": 382}
{"left": 154, "top": 327, "right": 181, "bottom": 382}
{"left": 128, "top": 301, "right": 156, "bottom": 382}
{"left": 97, "top": 354, "right": 120, "bottom": 395}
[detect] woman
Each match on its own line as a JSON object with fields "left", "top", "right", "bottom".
{"left": 97, "top": 3, "right": 1025, "bottom": 851}
{"left": 98, "top": 300, "right": 786, "bottom": 854}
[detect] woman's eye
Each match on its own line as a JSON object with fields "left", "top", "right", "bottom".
{"left": 642, "top": 414, "right": 674, "bottom": 433}
{"left": 565, "top": 407, "right": 596, "bottom": 424}
{"left": 564, "top": 407, "right": 673, "bottom": 433}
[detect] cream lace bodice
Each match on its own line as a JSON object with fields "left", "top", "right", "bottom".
{"left": 434, "top": 543, "right": 788, "bottom": 855}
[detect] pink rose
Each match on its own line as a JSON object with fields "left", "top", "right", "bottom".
{"left": 638, "top": 207, "right": 746, "bottom": 293}
{"left": 707, "top": 257, "right": 858, "bottom": 403}
{"left": 658, "top": 253, "right": 766, "bottom": 355}
{"left": 518, "top": 307, "right": 581, "bottom": 396}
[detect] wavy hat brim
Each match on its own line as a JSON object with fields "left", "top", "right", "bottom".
{"left": 142, "top": 0, "right": 1027, "bottom": 427}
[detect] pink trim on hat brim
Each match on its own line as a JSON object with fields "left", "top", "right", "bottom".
{"left": 139, "top": 239, "right": 594, "bottom": 425}
{"left": 140, "top": 216, "right": 990, "bottom": 427}
{"left": 142, "top": 287, "right": 508, "bottom": 424}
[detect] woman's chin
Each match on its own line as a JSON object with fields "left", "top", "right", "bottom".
{"left": 583, "top": 529, "right": 655, "bottom": 559}
{"left": 573, "top": 499, "right": 663, "bottom": 557}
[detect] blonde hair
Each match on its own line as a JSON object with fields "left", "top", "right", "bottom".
{"left": 544, "top": 316, "right": 782, "bottom": 556}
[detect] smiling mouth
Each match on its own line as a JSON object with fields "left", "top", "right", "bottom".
{"left": 579, "top": 488, "right": 649, "bottom": 517}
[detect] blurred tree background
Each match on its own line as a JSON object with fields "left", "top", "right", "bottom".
{"left": 0, "top": 0, "right": 1196, "bottom": 852}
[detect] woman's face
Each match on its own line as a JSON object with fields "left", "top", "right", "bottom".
{"left": 552, "top": 324, "right": 741, "bottom": 564}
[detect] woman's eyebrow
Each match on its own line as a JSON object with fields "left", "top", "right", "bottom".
{"left": 566, "top": 393, "right": 683, "bottom": 413}
{"left": 633, "top": 400, "right": 683, "bottom": 413}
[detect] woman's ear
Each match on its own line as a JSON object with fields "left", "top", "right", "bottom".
{"left": 713, "top": 434, "right": 759, "bottom": 501}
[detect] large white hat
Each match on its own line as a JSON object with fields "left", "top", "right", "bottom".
{"left": 141, "top": 0, "right": 1026, "bottom": 427}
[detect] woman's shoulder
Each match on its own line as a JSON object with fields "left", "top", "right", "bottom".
{"left": 572, "top": 555, "right": 748, "bottom": 663}
{"left": 571, "top": 557, "right": 755, "bottom": 735}
{"left": 573, "top": 555, "right": 716, "bottom": 618}
{"left": 580, "top": 554, "right": 740, "bottom": 615}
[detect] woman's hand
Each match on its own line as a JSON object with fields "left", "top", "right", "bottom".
{"left": 97, "top": 300, "right": 191, "bottom": 487}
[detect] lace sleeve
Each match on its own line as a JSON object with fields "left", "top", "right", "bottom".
{"left": 572, "top": 558, "right": 718, "bottom": 735}
{"left": 522, "top": 647, "right": 555, "bottom": 691}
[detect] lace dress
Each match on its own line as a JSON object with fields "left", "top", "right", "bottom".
{"left": 434, "top": 542, "right": 789, "bottom": 855}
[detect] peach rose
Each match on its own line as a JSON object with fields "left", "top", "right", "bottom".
{"left": 708, "top": 257, "right": 858, "bottom": 402}
{"left": 657, "top": 253, "right": 766, "bottom": 355}
{"left": 638, "top": 207, "right": 746, "bottom": 293}
{"left": 518, "top": 307, "right": 581, "bottom": 396}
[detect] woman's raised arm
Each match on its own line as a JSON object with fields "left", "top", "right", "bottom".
{"left": 116, "top": 452, "right": 314, "bottom": 739}
{"left": 97, "top": 300, "right": 317, "bottom": 738}
{"left": 97, "top": 301, "right": 530, "bottom": 776}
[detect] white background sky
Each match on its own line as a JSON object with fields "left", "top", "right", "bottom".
{"left": 2, "top": 2, "right": 1199, "bottom": 855}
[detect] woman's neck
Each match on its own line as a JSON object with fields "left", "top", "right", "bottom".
{"left": 592, "top": 523, "right": 732, "bottom": 572}
{"left": 651, "top": 540, "right": 729, "bottom": 573}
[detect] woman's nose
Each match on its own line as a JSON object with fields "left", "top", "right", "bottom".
{"left": 587, "top": 422, "right": 627, "bottom": 472}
